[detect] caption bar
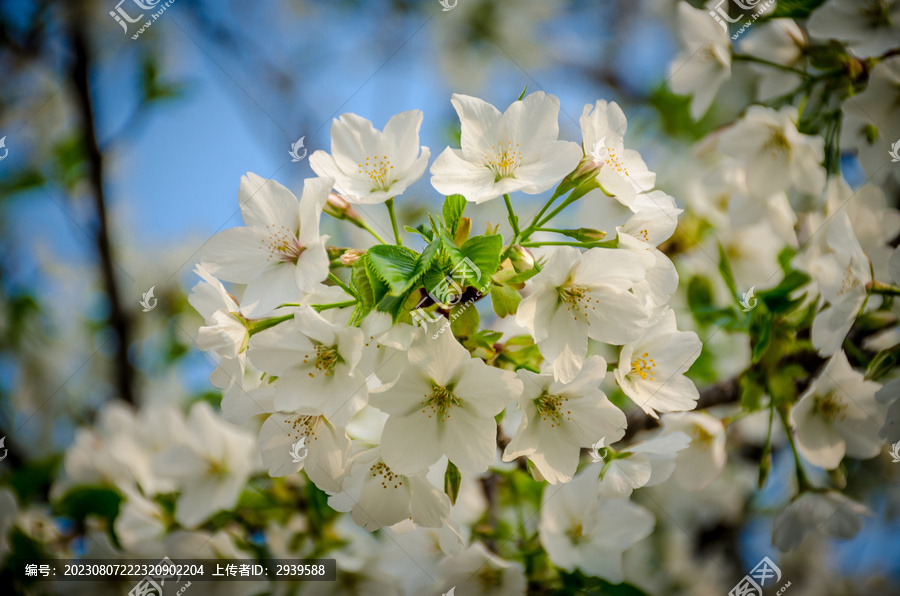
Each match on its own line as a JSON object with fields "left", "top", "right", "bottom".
{"left": 19, "top": 558, "right": 336, "bottom": 582}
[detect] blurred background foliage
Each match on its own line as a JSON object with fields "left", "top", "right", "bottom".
{"left": 1, "top": 0, "right": 899, "bottom": 594}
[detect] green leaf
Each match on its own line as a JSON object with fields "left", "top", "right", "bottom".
{"left": 687, "top": 276, "right": 713, "bottom": 309}
{"left": 490, "top": 284, "right": 521, "bottom": 318}
{"left": 367, "top": 243, "right": 438, "bottom": 297}
{"left": 750, "top": 312, "right": 773, "bottom": 364}
{"left": 55, "top": 486, "right": 123, "bottom": 523}
{"left": 377, "top": 293, "right": 412, "bottom": 320}
{"left": 777, "top": 246, "right": 798, "bottom": 272}
{"left": 0, "top": 168, "right": 45, "bottom": 197}
{"left": 418, "top": 239, "right": 441, "bottom": 278}
{"left": 350, "top": 259, "right": 375, "bottom": 317}
{"left": 769, "top": 0, "right": 826, "bottom": 18}
{"left": 141, "top": 57, "right": 184, "bottom": 103}
{"left": 739, "top": 372, "right": 765, "bottom": 412}
{"left": 404, "top": 224, "right": 434, "bottom": 242}
{"left": 557, "top": 570, "right": 650, "bottom": 596}
{"left": 687, "top": 276, "right": 728, "bottom": 326}
{"left": 717, "top": 242, "right": 740, "bottom": 302}
{"left": 469, "top": 329, "right": 504, "bottom": 350}
{"left": 767, "top": 365, "right": 804, "bottom": 405}
{"left": 450, "top": 298, "right": 480, "bottom": 338}
{"left": 496, "top": 334, "right": 543, "bottom": 372}
{"left": 7, "top": 455, "right": 61, "bottom": 504}
{"left": 455, "top": 234, "right": 503, "bottom": 288}
{"left": 366, "top": 245, "right": 420, "bottom": 295}
{"left": 866, "top": 349, "right": 899, "bottom": 381}
{"left": 442, "top": 195, "right": 467, "bottom": 232}
{"left": 495, "top": 265, "right": 541, "bottom": 285}
{"left": 455, "top": 217, "right": 472, "bottom": 246}
{"left": 759, "top": 270, "right": 811, "bottom": 313}
{"left": 516, "top": 85, "right": 528, "bottom": 101}
{"left": 364, "top": 254, "right": 390, "bottom": 304}
{"left": 439, "top": 229, "right": 465, "bottom": 264}
{"left": 444, "top": 461, "right": 461, "bottom": 505}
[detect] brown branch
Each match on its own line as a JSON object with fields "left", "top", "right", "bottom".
{"left": 68, "top": 20, "right": 136, "bottom": 405}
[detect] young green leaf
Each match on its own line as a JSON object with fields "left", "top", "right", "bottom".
{"left": 866, "top": 349, "right": 899, "bottom": 381}
{"left": 367, "top": 242, "right": 439, "bottom": 297}
{"left": 490, "top": 284, "right": 521, "bottom": 318}
{"left": 350, "top": 258, "right": 375, "bottom": 317}
{"left": 442, "top": 195, "right": 467, "bottom": 232}
{"left": 404, "top": 224, "right": 434, "bottom": 242}
{"left": 444, "top": 461, "right": 461, "bottom": 505}
{"left": 454, "top": 234, "right": 503, "bottom": 288}
{"left": 450, "top": 299, "right": 480, "bottom": 338}
{"left": 366, "top": 245, "right": 421, "bottom": 296}
{"left": 717, "top": 242, "right": 740, "bottom": 302}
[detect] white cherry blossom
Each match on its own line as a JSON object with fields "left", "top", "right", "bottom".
{"left": 200, "top": 174, "right": 331, "bottom": 316}
{"left": 668, "top": 1, "right": 731, "bottom": 120}
{"left": 517, "top": 246, "right": 650, "bottom": 383}
{"left": 189, "top": 264, "right": 248, "bottom": 359}
{"left": 808, "top": 0, "right": 900, "bottom": 58}
{"left": 248, "top": 305, "right": 367, "bottom": 426}
{"left": 772, "top": 490, "right": 872, "bottom": 552}
{"left": 259, "top": 406, "right": 352, "bottom": 493}
{"left": 576, "top": 100, "right": 656, "bottom": 208}
{"left": 843, "top": 56, "right": 900, "bottom": 178}
{"left": 592, "top": 431, "right": 691, "bottom": 500}
{"left": 371, "top": 322, "right": 523, "bottom": 474}
{"left": 153, "top": 401, "right": 258, "bottom": 528}
{"left": 718, "top": 106, "right": 826, "bottom": 200}
{"left": 436, "top": 543, "right": 527, "bottom": 596}
{"left": 430, "top": 92, "right": 582, "bottom": 204}
{"left": 539, "top": 470, "right": 654, "bottom": 583}
{"left": 790, "top": 350, "right": 887, "bottom": 470}
{"left": 614, "top": 308, "right": 702, "bottom": 418}
{"left": 309, "top": 110, "right": 430, "bottom": 205}
{"left": 659, "top": 411, "right": 727, "bottom": 491}
{"left": 328, "top": 445, "right": 450, "bottom": 532}
{"left": 807, "top": 211, "right": 872, "bottom": 356}
{"left": 502, "top": 355, "right": 627, "bottom": 484}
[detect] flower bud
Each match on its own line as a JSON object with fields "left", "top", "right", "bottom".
{"left": 339, "top": 249, "right": 365, "bottom": 267}
{"left": 572, "top": 228, "right": 606, "bottom": 242}
{"left": 572, "top": 154, "right": 604, "bottom": 182}
{"left": 509, "top": 245, "right": 535, "bottom": 273}
{"left": 324, "top": 192, "right": 361, "bottom": 222}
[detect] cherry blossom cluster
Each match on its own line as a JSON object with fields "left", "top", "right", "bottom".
{"left": 186, "top": 90, "right": 705, "bottom": 586}
{"left": 667, "top": 0, "right": 900, "bottom": 555}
